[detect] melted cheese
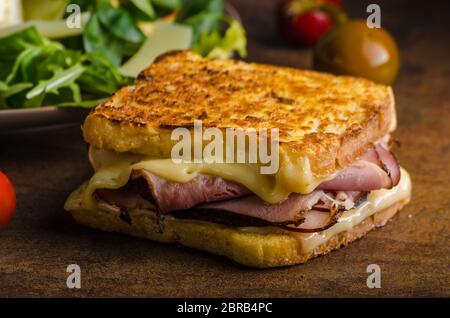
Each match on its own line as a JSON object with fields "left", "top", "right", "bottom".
{"left": 80, "top": 147, "right": 335, "bottom": 209}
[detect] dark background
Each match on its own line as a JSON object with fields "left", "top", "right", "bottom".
{"left": 0, "top": 0, "right": 449, "bottom": 297}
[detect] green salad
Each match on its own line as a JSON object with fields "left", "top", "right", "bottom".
{"left": 0, "top": 0, "right": 247, "bottom": 109}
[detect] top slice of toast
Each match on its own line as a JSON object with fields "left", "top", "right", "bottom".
{"left": 83, "top": 50, "right": 396, "bottom": 176}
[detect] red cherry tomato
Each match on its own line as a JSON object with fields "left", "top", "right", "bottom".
{"left": 292, "top": 10, "right": 333, "bottom": 46}
{"left": 278, "top": 0, "right": 346, "bottom": 46}
{"left": 0, "top": 171, "right": 16, "bottom": 230}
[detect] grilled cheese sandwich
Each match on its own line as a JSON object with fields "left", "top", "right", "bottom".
{"left": 65, "top": 50, "right": 411, "bottom": 267}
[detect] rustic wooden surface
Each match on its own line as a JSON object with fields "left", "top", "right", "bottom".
{"left": 0, "top": 0, "right": 449, "bottom": 297}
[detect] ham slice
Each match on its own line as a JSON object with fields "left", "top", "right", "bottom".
{"left": 133, "top": 170, "right": 251, "bottom": 212}
{"left": 374, "top": 144, "right": 401, "bottom": 187}
{"left": 318, "top": 144, "right": 400, "bottom": 191}
{"left": 97, "top": 180, "right": 155, "bottom": 211}
{"left": 197, "top": 191, "right": 326, "bottom": 224}
{"left": 318, "top": 160, "right": 391, "bottom": 191}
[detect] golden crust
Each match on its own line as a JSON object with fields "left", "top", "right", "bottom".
{"left": 83, "top": 50, "right": 396, "bottom": 175}
{"left": 70, "top": 199, "right": 408, "bottom": 268}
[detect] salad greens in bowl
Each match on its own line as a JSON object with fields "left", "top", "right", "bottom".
{"left": 0, "top": 0, "right": 247, "bottom": 111}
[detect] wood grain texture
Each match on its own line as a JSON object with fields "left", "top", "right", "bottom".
{"left": 0, "top": 0, "right": 449, "bottom": 297}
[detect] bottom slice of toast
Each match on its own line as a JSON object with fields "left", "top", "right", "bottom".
{"left": 70, "top": 199, "right": 409, "bottom": 268}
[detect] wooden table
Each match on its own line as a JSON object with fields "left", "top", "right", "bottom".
{"left": 0, "top": 0, "right": 448, "bottom": 297}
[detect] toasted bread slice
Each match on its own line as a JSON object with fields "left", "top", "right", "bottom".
{"left": 83, "top": 50, "right": 396, "bottom": 177}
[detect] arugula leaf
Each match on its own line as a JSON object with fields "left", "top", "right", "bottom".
{"left": 83, "top": 14, "right": 124, "bottom": 66}
{"left": 79, "top": 52, "right": 133, "bottom": 95}
{"left": 176, "top": 0, "right": 223, "bottom": 43}
{"left": 0, "top": 26, "right": 45, "bottom": 55}
{"left": 26, "top": 64, "right": 85, "bottom": 99}
{"left": 82, "top": 2, "right": 145, "bottom": 66}
{"left": 183, "top": 12, "right": 222, "bottom": 44}
{"left": 177, "top": 0, "right": 223, "bottom": 22}
{"left": 3, "top": 82, "right": 34, "bottom": 97}
{"left": 120, "top": 0, "right": 156, "bottom": 21}
{"left": 96, "top": 2, "right": 146, "bottom": 43}
{"left": 0, "top": 82, "right": 33, "bottom": 108}
{"left": 8, "top": 42, "right": 67, "bottom": 84}
{"left": 0, "top": 27, "right": 45, "bottom": 80}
